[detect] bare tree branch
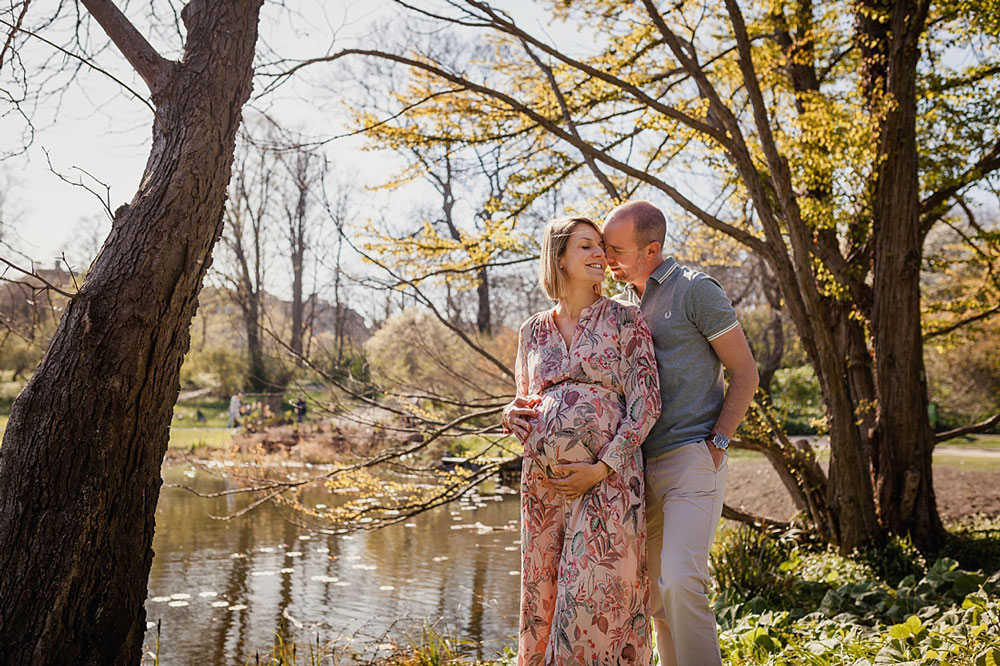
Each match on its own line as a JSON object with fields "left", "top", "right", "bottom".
{"left": 721, "top": 503, "right": 791, "bottom": 531}
{"left": 935, "top": 413, "right": 1000, "bottom": 444}
{"left": 77, "top": 0, "right": 170, "bottom": 94}
{"left": 0, "top": 16, "right": 155, "bottom": 112}
{"left": 923, "top": 304, "right": 1000, "bottom": 340}
{"left": 520, "top": 39, "right": 620, "bottom": 200}
{"left": 920, "top": 140, "right": 1000, "bottom": 233}
{"left": 266, "top": 48, "right": 770, "bottom": 256}
{"left": 0, "top": 256, "right": 78, "bottom": 299}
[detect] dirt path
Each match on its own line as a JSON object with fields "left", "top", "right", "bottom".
{"left": 726, "top": 456, "right": 1000, "bottom": 522}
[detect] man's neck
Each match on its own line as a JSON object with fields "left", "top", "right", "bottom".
{"left": 631, "top": 258, "right": 665, "bottom": 298}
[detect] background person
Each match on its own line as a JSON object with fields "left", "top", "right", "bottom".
{"left": 227, "top": 392, "right": 242, "bottom": 429}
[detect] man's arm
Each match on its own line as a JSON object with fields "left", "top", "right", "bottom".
{"left": 706, "top": 325, "right": 759, "bottom": 467}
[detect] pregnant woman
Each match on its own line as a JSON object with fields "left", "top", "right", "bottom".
{"left": 503, "top": 216, "right": 661, "bottom": 665}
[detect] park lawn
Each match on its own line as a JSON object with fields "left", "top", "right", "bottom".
{"left": 172, "top": 396, "right": 232, "bottom": 428}
{"left": 1, "top": 416, "right": 230, "bottom": 451}
{"left": 932, "top": 451, "right": 1000, "bottom": 471}
{"left": 168, "top": 426, "right": 233, "bottom": 450}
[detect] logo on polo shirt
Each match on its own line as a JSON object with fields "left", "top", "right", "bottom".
{"left": 663, "top": 310, "right": 672, "bottom": 319}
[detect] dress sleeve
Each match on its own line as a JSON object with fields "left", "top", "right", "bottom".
{"left": 597, "top": 306, "right": 661, "bottom": 475}
{"left": 501, "top": 319, "right": 532, "bottom": 433}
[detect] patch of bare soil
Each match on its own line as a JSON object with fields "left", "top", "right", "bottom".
{"left": 725, "top": 458, "right": 1000, "bottom": 523}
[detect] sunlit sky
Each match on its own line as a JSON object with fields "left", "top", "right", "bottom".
{"left": 1, "top": 1, "right": 592, "bottom": 280}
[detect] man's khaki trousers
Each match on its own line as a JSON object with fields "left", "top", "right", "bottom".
{"left": 645, "top": 441, "right": 728, "bottom": 666}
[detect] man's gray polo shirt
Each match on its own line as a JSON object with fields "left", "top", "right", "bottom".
{"left": 616, "top": 257, "right": 740, "bottom": 459}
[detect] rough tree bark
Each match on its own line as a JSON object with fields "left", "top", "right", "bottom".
{"left": 0, "top": 1, "right": 263, "bottom": 663}
{"left": 867, "top": 0, "right": 944, "bottom": 544}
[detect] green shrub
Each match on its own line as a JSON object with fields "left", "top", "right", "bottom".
{"left": 937, "top": 513, "right": 1000, "bottom": 575}
{"left": 179, "top": 346, "right": 248, "bottom": 395}
{"left": 711, "top": 525, "right": 798, "bottom": 607}
{"left": 853, "top": 534, "right": 927, "bottom": 587}
{"left": 712, "top": 522, "right": 1000, "bottom": 666}
{"left": 769, "top": 366, "right": 825, "bottom": 436}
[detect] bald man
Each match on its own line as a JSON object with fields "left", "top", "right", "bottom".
{"left": 603, "top": 200, "right": 758, "bottom": 666}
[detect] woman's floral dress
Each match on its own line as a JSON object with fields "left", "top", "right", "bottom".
{"left": 505, "top": 297, "right": 661, "bottom": 666}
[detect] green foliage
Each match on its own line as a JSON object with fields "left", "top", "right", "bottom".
{"left": 854, "top": 535, "right": 928, "bottom": 587}
{"left": 713, "top": 526, "right": 1000, "bottom": 666}
{"left": 769, "top": 366, "right": 826, "bottom": 435}
{"left": 937, "top": 514, "right": 1000, "bottom": 575}
{"left": 179, "top": 346, "right": 249, "bottom": 395}
{"left": 402, "top": 625, "right": 461, "bottom": 666}
{"left": 711, "top": 525, "right": 799, "bottom": 607}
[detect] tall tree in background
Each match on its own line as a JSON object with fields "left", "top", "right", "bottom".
{"left": 279, "top": 0, "right": 1000, "bottom": 550}
{"left": 223, "top": 134, "right": 276, "bottom": 392}
{"left": 282, "top": 147, "right": 323, "bottom": 362}
{"left": 363, "top": 144, "right": 518, "bottom": 335}
{"left": 0, "top": 1, "right": 262, "bottom": 663}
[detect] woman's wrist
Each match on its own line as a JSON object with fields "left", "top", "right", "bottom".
{"left": 595, "top": 461, "right": 612, "bottom": 479}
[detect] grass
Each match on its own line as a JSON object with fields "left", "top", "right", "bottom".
{"left": 1, "top": 416, "right": 231, "bottom": 451}
{"left": 168, "top": 426, "right": 233, "bottom": 450}
{"left": 171, "top": 396, "right": 232, "bottom": 428}
{"left": 932, "top": 451, "right": 1000, "bottom": 471}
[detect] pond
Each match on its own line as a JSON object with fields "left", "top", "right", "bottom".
{"left": 144, "top": 464, "right": 521, "bottom": 664}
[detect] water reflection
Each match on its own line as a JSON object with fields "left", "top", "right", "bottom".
{"left": 145, "top": 465, "right": 520, "bottom": 664}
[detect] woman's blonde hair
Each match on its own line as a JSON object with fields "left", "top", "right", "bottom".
{"left": 539, "top": 216, "right": 603, "bottom": 300}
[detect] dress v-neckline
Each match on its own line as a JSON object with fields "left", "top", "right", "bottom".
{"left": 549, "top": 297, "right": 602, "bottom": 356}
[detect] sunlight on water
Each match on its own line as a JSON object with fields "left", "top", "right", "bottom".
{"left": 145, "top": 464, "right": 521, "bottom": 665}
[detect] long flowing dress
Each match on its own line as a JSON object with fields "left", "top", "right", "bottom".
{"left": 505, "top": 297, "right": 661, "bottom": 666}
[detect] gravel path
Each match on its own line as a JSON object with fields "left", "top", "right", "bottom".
{"left": 725, "top": 455, "right": 1000, "bottom": 523}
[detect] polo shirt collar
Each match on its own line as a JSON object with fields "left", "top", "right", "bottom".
{"left": 623, "top": 256, "right": 678, "bottom": 301}
{"left": 649, "top": 257, "right": 679, "bottom": 285}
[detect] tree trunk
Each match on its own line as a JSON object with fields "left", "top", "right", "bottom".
{"left": 772, "top": 283, "right": 878, "bottom": 550}
{"left": 0, "top": 2, "right": 262, "bottom": 663}
{"left": 476, "top": 266, "right": 491, "bottom": 335}
{"left": 242, "top": 289, "right": 268, "bottom": 392}
{"left": 869, "top": 0, "right": 944, "bottom": 548}
{"left": 289, "top": 151, "right": 310, "bottom": 363}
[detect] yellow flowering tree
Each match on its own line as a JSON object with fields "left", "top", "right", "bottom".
{"left": 270, "top": 0, "right": 1000, "bottom": 550}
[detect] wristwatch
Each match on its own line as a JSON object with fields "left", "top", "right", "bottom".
{"left": 707, "top": 431, "right": 730, "bottom": 451}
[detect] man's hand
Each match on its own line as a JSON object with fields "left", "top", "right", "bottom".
{"left": 504, "top": 395, "right": 540, "bottom": 441}
{"left": 705, "top": 440, "right": 725, "bottom": 470}
{"left": 546, "top": 461, "right": 611, "bottom": 500}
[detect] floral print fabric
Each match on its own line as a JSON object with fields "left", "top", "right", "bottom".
{"left": 506, "top": 297, "right": 661, "bottom": 666}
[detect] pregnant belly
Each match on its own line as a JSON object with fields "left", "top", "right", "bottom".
{"left": 524, "top": 383, "right": 623, "bottom": 473}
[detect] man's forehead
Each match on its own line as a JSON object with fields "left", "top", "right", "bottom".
{"left": 603, "top": 215, "right": 636, "bottom": 239}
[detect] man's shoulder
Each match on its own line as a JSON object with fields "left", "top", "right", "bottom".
{"left": 674, "top": 265, "right": 727, "bottom": 299}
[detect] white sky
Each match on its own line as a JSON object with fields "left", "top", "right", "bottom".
{"left": 1, "top": 0, "right": 578, "bottom": 276}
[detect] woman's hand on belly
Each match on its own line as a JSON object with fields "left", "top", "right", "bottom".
{"left": 505, "top": 395, "right": 541, "bottom": 441}
{"left": 546, "top": 461, "right": 611, "bottom": 500}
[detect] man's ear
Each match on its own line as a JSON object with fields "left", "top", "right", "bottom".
{"left": 647, "top": 241, "right": 662, "bottom": 259}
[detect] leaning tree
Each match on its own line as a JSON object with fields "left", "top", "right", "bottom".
{"left": 0, "top": 1, "right": 263, "bottom": 663}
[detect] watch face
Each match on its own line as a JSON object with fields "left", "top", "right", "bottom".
{"left": 712, "top": 433, "right": 730, "bottom": 449}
